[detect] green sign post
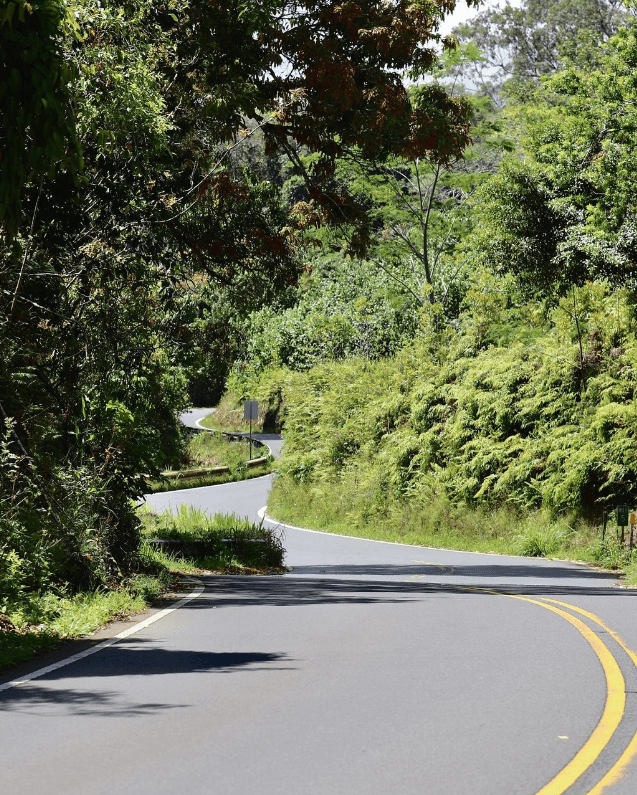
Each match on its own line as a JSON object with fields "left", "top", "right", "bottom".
{"left": 617, "top": 505, "right": 629, "bottom": 543}
{"left": 617, "top": 505, "right": 629, "bottom": 526}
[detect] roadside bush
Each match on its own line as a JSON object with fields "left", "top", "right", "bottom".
{"left": 263, "top": 281, "right": 637, "bottom": 527}
{"left": 140, "top": 506, "right": 285, "bottom": 569}
{"left": 0, "top": 419, "right": 147, "bottom": 604}
{"left": 515, "top": 520, "right": 574, "bottom": 557}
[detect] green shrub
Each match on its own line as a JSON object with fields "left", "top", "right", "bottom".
{"left": 255, "top": 282, "right": 637, "bottom": 545}
{"left": 515, "top": 521, "right": 574, "bottom": 557}
{"left": 589, "top": 538, "right": 634, "bottom": 571}
{"left": 140, "top": 506, "right": 285, "bottom": 569}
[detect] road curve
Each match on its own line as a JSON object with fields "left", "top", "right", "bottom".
{"left": 2, "top": 413, "right": 637, "bottom": 795}
{"left": 181, "top": 407, "right": 285, "bottom": 459}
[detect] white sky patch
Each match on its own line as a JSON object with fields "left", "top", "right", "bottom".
{"left": 439, "top": 1, "right": 483, "bottom": 36}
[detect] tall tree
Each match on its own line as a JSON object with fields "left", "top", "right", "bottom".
{"left": 279, "top": 46, "right": 512, "bottom": 309}
{"left": 466, "top": 23, "right": 637, "bottom": 298}
{"left": 452, "top": 0, "right": 627, "bottom": 103}
{"left": 1, "top": 0, "right": 476, "bottom": 588}
{"left": 165, "top": 0, "right": 475, "bottom": 254}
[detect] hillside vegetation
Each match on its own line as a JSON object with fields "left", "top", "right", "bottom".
{"left": 3, "top": 0, "right": 637, "bottom": 636}
{"left": 231, "top": 281, "right": 635, "bottom": 570}
{"left": 270, "top": 281, "right": 637, "bottom": 517}
{"left": 216, "top": 8, "right": 637, "bottom": 579}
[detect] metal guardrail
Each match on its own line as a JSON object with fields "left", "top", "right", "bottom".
{"left": 160, "top": 430, "right": 270, "bottom": 480}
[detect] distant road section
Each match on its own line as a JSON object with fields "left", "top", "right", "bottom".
{"left": 144, "top": 474, "right": 272, "bottom": 525}
{"left": 143, "top": 409, "right": 280, "bottom": 522}
{"left": 179, "top": 407, "right": 216, "bottom": 428}
{"left": 181, "top": 407, "right": 284, "bottom": 459}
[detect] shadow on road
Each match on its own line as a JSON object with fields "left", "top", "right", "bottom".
{"left": 2, "top": 564, "right": 630, "bottom": 714}
{"left": 189, "top": 568, "right": 632, "bottom": 609}
{"left": 290, "top": 562, "right": 619, "bottom": 581}
{"left": 0, "top": 644, "right": 293, "bottom": 713}
{"left": 0, "top": 683, "right": 190, "bottom": 717}
{"left": 40, "top": 645, "right": 293, "bottom": 680}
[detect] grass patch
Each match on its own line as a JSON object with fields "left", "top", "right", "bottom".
{"left": 139, "top": 505, "right": 286, "bottom": 573}
{"left": 183, "top": 430, "right": 266, "bottom": 468}
{"left": 147, "top": 430, "right": 271, "bottom": 493}
{"left": 514, "top": 518, "right": 576, "bottom": 558}
{"left": 0, "top": 616, "right": 60, "bottom": 670}
{"left": 147, "top": 465, "right": 269, "bottom": 493}
{"left": 0, "top": 566, "right": 174, "bottom": 671}
{"left": 268, "top": 477, "right": 637, "bottom": 582}
{"left": 623, "top": 560, "right": 637, "bottom": 588}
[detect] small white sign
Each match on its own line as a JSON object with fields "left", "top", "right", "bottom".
{"left": 243, "top": 401, "right": 258, "bottom": 420}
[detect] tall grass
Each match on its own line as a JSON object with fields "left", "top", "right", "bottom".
{"left": 139, "top": 505, "right": 285, "bottom": 570}
{"left": 183, "top": 431, "right": 266, "bottom": 469}
{"left": 268, "top": 477, "right": 622, "bottom": 570}
{"left": 148, "top": 465, "right": 269, "bottom": 494}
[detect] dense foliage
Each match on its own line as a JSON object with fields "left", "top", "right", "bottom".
{"left": 264, "top": 280, "right": 637, "bottom": 525}
{"left": 0, "top": 0, "right": 82, "bottom": 236}
{"left": 469, "top": 26, "right": 637, "bottom": 298}
{"left": 5, "top": 0, "right": 637, "bottom": 612}
{"left": 1, "top": 0, "right": 472, "bottom": 600}
{"left": 235, "top": 5, "right": 637, "bottom": 543}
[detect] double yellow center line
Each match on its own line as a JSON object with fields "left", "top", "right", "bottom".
{"left": 510, "top": 596, "right": 633, "bottom": 795}
{"left": 408, "top": 565, "right": 636, "bottom": 791}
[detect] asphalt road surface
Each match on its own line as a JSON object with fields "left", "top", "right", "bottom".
{"left": 2, "top": 414, "right": 637, "bottom": 794}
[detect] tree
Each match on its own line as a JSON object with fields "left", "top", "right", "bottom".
{"left": 163, "top": 0, "right": 475, "bottom": 255}
{"left": 0, "top": 0, "right": 82, "bottom": 237}
{"left": 1, "top": 0, "right": 478, "bottom": 589}
{"left": 279, "top": 46, "right": 513, "bottom": 310}
{"left": 452, "top": 0, "right": 627, "bottom": 104}
{"left": 350, "top": 84, "right": 510, "bottom": 310}
{"left": 466, "top": 23, "right": 637, "bottom": 298}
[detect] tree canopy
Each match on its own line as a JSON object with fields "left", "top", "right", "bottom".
{"left": 467, "top": 24, "right": 637, "bottom": 297}
{"left": 1, "top": 0, "right": 475, "bottom": 592}
{"left": 453, "top": 0, "right": 627, "bottom": 102}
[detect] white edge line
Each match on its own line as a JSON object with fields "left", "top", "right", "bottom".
{"left": 257, "top": 508, "right": 616, "bottom": 568}
{"left": 0, "top": 581, "right": 205, "bottom": 693}
{"left": 258, "top": 507, "right": 475, "bottom": 552}
{"left": 257, "top": 507, "right": 470, "bottom": 551}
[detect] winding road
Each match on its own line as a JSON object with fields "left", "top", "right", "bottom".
{"left": 2, "top": 410, "right": 637, "bottom": 794}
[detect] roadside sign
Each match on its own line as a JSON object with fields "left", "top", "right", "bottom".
{"left": 616, "top": 505, "right": 629, "bottom": 526}
{"left": 243, "top": 401, "right": 258, "bottom": 420}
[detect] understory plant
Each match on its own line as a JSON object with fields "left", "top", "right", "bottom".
{"left": 260, "top": 281, "right": 637, "bottom": 570}
{"left": 139, "top": 506, "right": 285, "bottom": 570}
